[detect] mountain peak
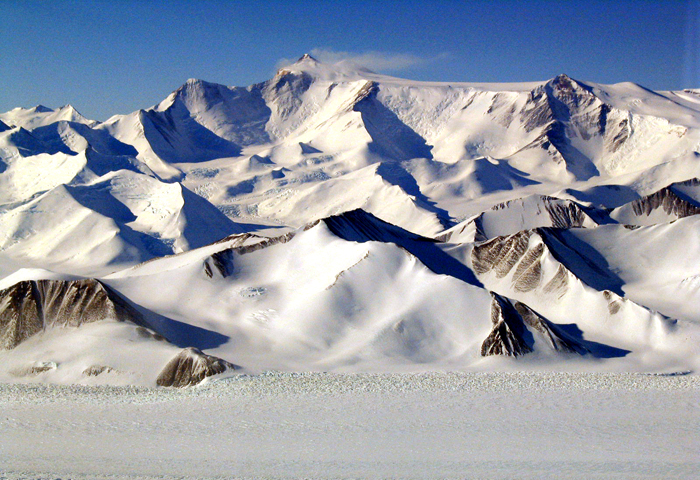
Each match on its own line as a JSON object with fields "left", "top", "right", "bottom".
{"left": 33, "top": 105, "right": 54, "bottom": 113}
{"left": 547, "top": 73, "right": 593, "bottom": 93}
{"left": 277, "top": 53, "right": 371, "bottom": 82}
{"left": 295, "top": 53, "right": 319, "bottom": 65}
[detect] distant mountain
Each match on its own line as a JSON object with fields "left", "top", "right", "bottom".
{"left": 1, "top": 54, "right": 699, "bottom": 385}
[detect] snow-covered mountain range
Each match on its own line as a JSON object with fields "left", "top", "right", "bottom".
{"left": 2, "top": 54, "right": 699, "bottom": 386}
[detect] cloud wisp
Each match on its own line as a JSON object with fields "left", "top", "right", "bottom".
{"left": 278, "top": 49, "right": 449, "bottom": 73}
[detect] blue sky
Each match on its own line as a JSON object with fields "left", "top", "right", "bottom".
{"left": 1, "top": 0, "right": 697, "bottom": 120}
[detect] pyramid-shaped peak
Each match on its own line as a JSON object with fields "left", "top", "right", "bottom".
{"left": 277, "top": 53, "right": 372, "bottom": 81}
{"left": 33, "top": 105, "right": 54, "bottom": 113}
{"left": 296, "top": 53, "right": 320, "bottom": 64}
{"left": 548, "top": 74, "right": 592, "bottom": 92}
{"left": 175, "top": 78, "right": 229, "bottom": 96}
{"left": 154, "top": 78, "right": 229, "bottom": 112}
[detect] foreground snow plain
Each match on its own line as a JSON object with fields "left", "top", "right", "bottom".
{"left": 1, "top": 372, "right": 698, "bottom": 479}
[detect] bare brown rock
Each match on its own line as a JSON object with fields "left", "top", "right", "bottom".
{"left": 471, "top": 231, "right": 530, "bottom": 277}
{"left": 481, "top": 293, "right": 586, "bottom": 357}
{"left": 512, "top": 243, "right": 544, "bottom": 292}
{"left": 156, "top": 347, "right": 239, "bottom": 387}
{"left": 0, "top": 278, "right": 147, "bottom": 350}
{"left": 543, "top": 265, "right": 569, "bottom": 298}
{"left": 82, "top": 365, "right": 115, "bottom": 377}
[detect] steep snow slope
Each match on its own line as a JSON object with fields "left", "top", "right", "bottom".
{"left": 437, "top": 194, "right": 601, "bottom": 243}
{"left": 0, "top": 105, "right": 97, "bottom": 130}
{"left": 465, "top": 228, "right": 689, "bottom": 364}
{"left": 93, "top": 55, "right": 700, "bottom": 233}
{"left": 558, "top": 216, "right": 700, "bottom": 325}
{"left": 1, "top": 55, "right": 700, "bottom": 383}
{"left": 104, "top": 220, "right": 494, "bottom": 371}
{"left": 101, "top": 212, "right": 699, "bottom": 375}
{"left": 610, "top": 177, "right": 700, "bottom": 225}
{"left": 0, "top": 169, "right": 244, "bottom": 277}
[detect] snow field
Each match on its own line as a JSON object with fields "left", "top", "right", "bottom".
{"left": 0, "top": 372, "right": 698, "bottom": 479}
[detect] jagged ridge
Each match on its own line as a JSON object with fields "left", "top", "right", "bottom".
{"left": 0, "top": 278, "right": 147, "bottom": 350}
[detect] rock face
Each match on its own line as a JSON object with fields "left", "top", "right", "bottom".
{"left": 439, "top": 195, "right": 599, "bottom": 244}
{"left": 611, "top": 182, "right": 700, "bottom": 225}
{"left": 9, "top": 361, "right": 58, "bottom": 377}
{"left": 471, "top": 231, "right": 545, "bottom": 292}
{"left": 0, "top": 278, "right": 146, "bottom": 350}
{"left": 481, "top": 293, "right": 585, "bottom": 357}
{"left": 630, "top": 187, "right": 700, "bottom": 218}
{"left": 156, "top": 347, "right": 238, "bottom": 387}
{"left": 204, "top": 232, "right": 296, "bottom": 279}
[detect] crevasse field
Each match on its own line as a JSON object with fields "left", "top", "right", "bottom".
{"left": 1, "top": 372, "right": 699, "bottom": 480}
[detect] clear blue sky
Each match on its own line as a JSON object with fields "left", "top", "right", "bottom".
{"left": 1, "top": 0, "right": 697, "bottom": 121}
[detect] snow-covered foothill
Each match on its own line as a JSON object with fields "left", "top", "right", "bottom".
{"left": 1, "top": 54, "right": 699, "bottom": 384}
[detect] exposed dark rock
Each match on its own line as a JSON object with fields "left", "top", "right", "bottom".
{"left": 235, "top": 232, "right": 295, "bottom": 254}
{"left": 471, "top": 231, "right": 531, "bottom": 277}
{"left": 543, "top": 265, "right": 569, "bottom": 298}
{"left": 204, "top": 249, "right": 235, "bottom": 278}
{"left": 10, "top": 361, "right": 58, "bottom": 377}
{"left": 481, "top": 294, "right": 585, "bottom": 357}
{"left": 606, "top": 117, "right": 631, "bottom": 152}
{"left": 82, "top": 365, "right": 114, "bottom": 377}
{"left": 543, "top": 198, "right": 588, "bottom": 229}
{"left": 481, "top": 294, "right": 533, "bottom": 357}
{"left": 520, "top": 87, "right": 554, "bottom": 133}
{"left": 0, "top": 278, "right": 147, "bottom": 350}
{"left": 512, "top": 243, "right": 544, "bottom": 292}
{"left": 156, "top": 347, "right": 239, "bottom": 387}
{"left": 516, "top": 76, "right": 605, "bottom": 180}
{"left": 603, "top": 290, "right": 623, "bottom": 315}
{"left": 204, "top": 232, "right": 296, "bottom": 278}
{"left": 629, "top": 187, "right": 700, "bottom": 218}
{"left": 445, "top": 196, "right": 597, "bottom": 244}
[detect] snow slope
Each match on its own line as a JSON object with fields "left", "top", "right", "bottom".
{"left": 1, "top": 54, "right": 700, "bottom": 385}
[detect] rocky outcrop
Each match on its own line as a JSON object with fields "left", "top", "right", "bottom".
{"left": 82, "top": 365, "right": 115, "bottom": 377}
{"left": 471, "top": 231, "right": 545, "bottom": 292}
{"left": 542, "top": 197, "right": 590, "bottom": 229}
{"left": 481, "top": 293, "right": 585, "bottom": 357}
{"left": 204, "top": 249, "right": 236, "bottom": 278}
{"left": 204, "top": 232, "right": 296, "bottom": 278}
{"left": 481, "top": 294, "right": 533, "bottom": 357}
{"left": 156, "top": 347, "right": 239, "bottom": 387}
{"left": 0, "top": 278, "right": 147, "bottom": 350}
{"left": 630, "top": 187, "right": 700, "bottom": 218}
{"left": 9, "top": 361, "right": 58, "bottom": 377}
{"left": 610, "top": 182, "right": 700, "bottom": 225}
{"left": 542, "top": 264, "right": 569, "bottom": 298}
{"left": 437, "top": 195, "right": 599, "bottom": 244}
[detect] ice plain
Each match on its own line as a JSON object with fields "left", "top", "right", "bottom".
{"left": 1, "top": 372, "right": 699, "bottom": 480}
